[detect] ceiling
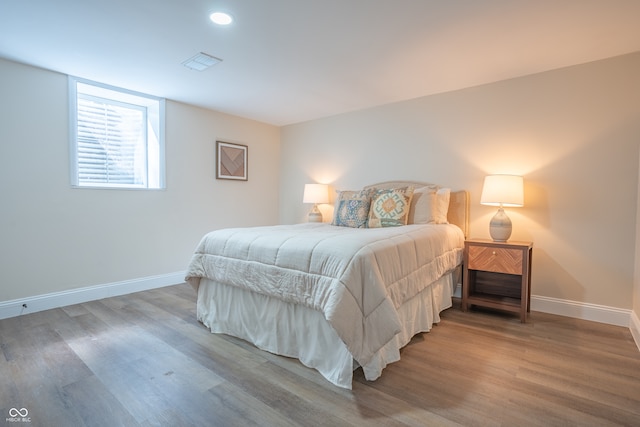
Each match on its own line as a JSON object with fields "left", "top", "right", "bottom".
{"left": 2, "top": 0, "right": 640, "bottom": 126}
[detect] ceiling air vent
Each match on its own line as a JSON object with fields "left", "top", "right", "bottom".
{"left": 182, "top": 52, "right": 222, "bottom": 71}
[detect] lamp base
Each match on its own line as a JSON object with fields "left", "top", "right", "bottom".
{"left": 308, "top": 204, "right": 323, "bottom": 223}
{"left": 489, "top": 207, "right": 512, "bottom": 242}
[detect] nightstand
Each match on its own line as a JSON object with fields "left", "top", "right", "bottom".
{"left": 462, "top": 239, "right": 533, "bottom": 322}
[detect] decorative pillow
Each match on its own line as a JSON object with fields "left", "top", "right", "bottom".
{"left": 332, "top": 189, "right": 374, "bottom": 228}
{"left": 433, "top": 188, "right": 450, "bottom": 224}
{"left": 368, "top": 187, "right": 414, "bottom": 228}
{"left": 408, "top": 186, "right": 450, "bottom": 224}
{"left": 408, "top": 185, "right": 438, "bottom": 224}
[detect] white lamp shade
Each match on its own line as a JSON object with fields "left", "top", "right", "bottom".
{"left": 480, "top": 175, "right": 524, "bottom": 207}
{"left": 303, "top": 184, "right": 329, "bottom": 204}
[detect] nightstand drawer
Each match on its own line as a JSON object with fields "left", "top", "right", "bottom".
{"left": 468, "top": 246, "right": 523, "bottom": 275}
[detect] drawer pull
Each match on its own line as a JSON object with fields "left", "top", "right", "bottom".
{"left": 492, "top": 251, "right": 496, "bottom": 255}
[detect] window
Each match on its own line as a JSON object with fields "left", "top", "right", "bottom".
{"left": 69, "top": 77, "right": 165, "bottom": 189}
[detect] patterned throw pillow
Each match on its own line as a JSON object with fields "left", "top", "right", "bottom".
{"left": 368, "top": 187, "right": 415, "bottom": 228}
{"left": 332, "top": 189, "right": 374, "bottom": 228}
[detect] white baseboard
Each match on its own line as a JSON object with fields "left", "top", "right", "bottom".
{"left": 3, "top": 276, "right": 638, "bottom": 353}
{"left": 631, "top": 311, "right": 640, "bottom": 352}
{"left": 456, "top": 282, "right": 633, "bottom": 329}
{"left": 530, "top": 295, "right": 631, "bottom": 327}
{"left": 0, "top": 271, "right": 186, "bottom": 320}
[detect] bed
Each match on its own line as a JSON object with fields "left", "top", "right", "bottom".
{"left": 185, "top": 181, "right": 469, "bottom": 389}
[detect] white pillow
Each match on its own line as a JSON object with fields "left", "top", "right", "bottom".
{"left": 408, "top": 186, "right": 450, "bottom": 224}
{"left": 434, "top": 188, "right": 450, "bottom": 224}
{"left": 408, "top": 186, "right": 437, "bottom": 224}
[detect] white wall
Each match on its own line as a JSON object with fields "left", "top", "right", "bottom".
{"left": 0, "top": 58, "right": 280, "bottom": 302}
{"left": 3, "top": 52, "right": 639, "bottom": 319}
{"left": 633, "top": 147, "right": 640, "bottom": 345}
{"left": 280, "top": 52, "right": 640, "bottom": 311}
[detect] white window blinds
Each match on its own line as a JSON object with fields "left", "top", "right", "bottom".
{"left": 77, "top": 95, "right": 147, "bottom": 186}
{"left": 69, "top": 77, "right": 165, "bottom": 189}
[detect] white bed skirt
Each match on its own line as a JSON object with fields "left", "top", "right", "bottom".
{"left": 197, "top": 272, "right": 456, "bottom": 389}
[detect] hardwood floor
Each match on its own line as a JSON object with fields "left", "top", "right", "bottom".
{"left": 1, "top": 283, "right": 639, "bottom": 426}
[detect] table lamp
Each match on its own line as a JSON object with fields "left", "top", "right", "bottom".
{"left": 303, "top": 183, "right": 329, "bottom": 222}
{"left": 480, "top": 175, "right": 524, "bottom": 242}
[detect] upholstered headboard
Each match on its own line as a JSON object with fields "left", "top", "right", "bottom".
{"left": 363, "top": 180, "right": 469, "bottom": 238}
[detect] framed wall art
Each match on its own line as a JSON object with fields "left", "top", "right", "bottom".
{"left": 216, "top": 141, "right": 248, "bottom": 181}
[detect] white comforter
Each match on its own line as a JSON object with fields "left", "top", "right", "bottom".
{"left": 185, "top": 223, "right": 464, "bottom": 368}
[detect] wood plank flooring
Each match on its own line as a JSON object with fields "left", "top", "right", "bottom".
{"left": 1, "top": 283, "right": 639, "bottom": 426}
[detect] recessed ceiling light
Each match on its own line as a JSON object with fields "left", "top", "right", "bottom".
{"left": 210, "top": 12, "right": 233, "bottom": 25}
{"left": 182, "top": 52, "right": 222, "bottom": 71}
